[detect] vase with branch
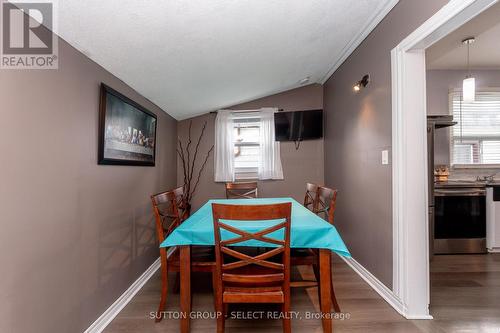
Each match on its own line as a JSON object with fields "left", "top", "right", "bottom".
{"left": 177, "top": 120, "right": 214, "bottom": 216}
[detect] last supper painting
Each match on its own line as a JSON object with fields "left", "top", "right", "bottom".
{"left": 98, "top": 84, "right": 157, "bottom": 166}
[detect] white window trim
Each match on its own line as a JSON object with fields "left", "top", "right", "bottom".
{"left": 234, "top": 172, "right": 259, "bottom": 180}
{"left": 448, "top": 88, "right": 500, "bottom": 169}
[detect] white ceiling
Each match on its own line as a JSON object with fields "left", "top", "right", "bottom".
{"left": 56, "top": 0, "right": 398, "bottom": 120}
{"left": 427, "top": 2, "right": 500, "bottom": 70}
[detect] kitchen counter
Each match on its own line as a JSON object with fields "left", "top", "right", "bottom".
{"left": 436, "top": 180, "right": 500, "bottom": 188}
{"left": 436, "top": 181, "right": 487, "bottom": 188}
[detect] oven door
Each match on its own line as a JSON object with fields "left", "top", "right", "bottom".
{"left": 434, "top": 188, "right": 486, "bottom": 254}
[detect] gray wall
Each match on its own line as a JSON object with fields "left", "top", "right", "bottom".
{"left": 0, "top": 39, "right": 177, "bottom": 332}
{"left": 323, "top": 0, "right": 448, "bottom": 288}
{"left": 427, "top": 69, "right": 500, "bottom": 166}
{"left": 177, "top": 84, "right": 324, "bottom": 210}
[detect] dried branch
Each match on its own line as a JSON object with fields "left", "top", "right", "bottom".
{"left": 189, "top": 120, "right": 208, "bottom": 183}
{"left": 177, "top": 139, "right": 188, "bottom": 186}
{"left": 190, "top": 144, "right": 214, "bottom": 199}
{"left": 177, "top": 119, "right": 213, "bottom": 210}
{"left": 185, "top": 121, "right": 193, "bottom": 182}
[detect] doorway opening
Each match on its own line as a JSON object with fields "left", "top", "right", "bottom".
{"left": 425, "top": 2, "right": 500, "bottom": 327}
{"left": 391, "top": 0, "right": 500, "bottom": 319}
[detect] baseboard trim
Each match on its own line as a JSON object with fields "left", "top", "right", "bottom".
{"left": 83, "top": 252, "right": 432, "bottom": 332}
{"left": 488, "top": 248, "right": 500, "bottom": 253}
{"left": 83, "top": 257, "right": 161, "bottom": 333}
{"left": 340, "top": 256, "right": 416, "bottom": 319}
{"left": 406, "top": 314, "right": 434, "bottom": 320}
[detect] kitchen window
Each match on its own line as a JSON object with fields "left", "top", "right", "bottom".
{"left": 450, "top": 90, "right": 500, "bottom": 166}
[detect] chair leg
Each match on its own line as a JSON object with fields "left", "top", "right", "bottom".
{"left": 282, "top": 301, "right": 291, "bottom": 333}
{"left": 156, "top": 255, "right": 168, "bottom": 323}
{"left": 211, "top": 271, "right": 218, "bottom": 311}
{"left": 312, "top": 263, "right": 321, "bottom": 306}
{"left": 216, "top": 302, "right": 225, "bottom": 333}
{"left": 282, "top": 276, "right": 291, "bottom": 333}
{"left": 173, "top": 272, "right": 180, "bottom": 293}
{"left": 315, "top": 262, "right": 340, "bottom": 311}
{"left": 312, "top": 263, "right": 321, "bottom": 283}
{"left": 213, "top": 272, "right": 225, "bottom": 333}
{"left": 331, "top": 277, "right": 341, "bottom": 313}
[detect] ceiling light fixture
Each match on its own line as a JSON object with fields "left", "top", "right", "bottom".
{"left": 299, "top": 77, "right": 310, "bottom": 85}
{"left": 353, "top": 74, "right": 370, "bottom": 92}
{"left": 462, "top": 37, "right": 475, "bottom": 103}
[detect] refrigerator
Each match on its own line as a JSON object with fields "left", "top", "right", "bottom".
{"left": 427, "top": 115, "right": 456, "bottom": 258}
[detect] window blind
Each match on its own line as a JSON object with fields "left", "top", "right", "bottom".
{"left": 233, "top": 115, "right": 260, "bottom": 178}
{"left": 451, "top": 91, "right": 500, "bottom": 165}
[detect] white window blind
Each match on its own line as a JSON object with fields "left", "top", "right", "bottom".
{"left": 233, "top": 114, "right": 260, "bottom": 179}
{"left": 451, "top": 91, "right": 500, "bottom": 165}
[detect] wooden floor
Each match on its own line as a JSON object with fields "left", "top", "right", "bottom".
{"left": 428, "top": 253, "right": 500, "bottom": 333}
{"left": 104, "top": 254, "right": 500, "bottom": 332}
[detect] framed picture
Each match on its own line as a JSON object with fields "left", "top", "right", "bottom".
{"left": 98, "top": 83, "right": 157, "bottom": 166}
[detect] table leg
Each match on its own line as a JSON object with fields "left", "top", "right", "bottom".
{"left": 180, "top": 245, "right": 191, "bottom": 333}
{"left": 319, "top": 249, "right": 332, "bottom": 333}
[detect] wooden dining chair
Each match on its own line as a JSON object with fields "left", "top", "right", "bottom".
{"left": 315, "top": 186, "right": 338, "bottom": 225}
{"left": 303, "top": 182, "right": 319, "bottom": 211}
{"left": 151, "top": 186, "right": 215, "bottom": 322}
{"left": 225, "top": 182, "right": 258, "bottom": 199}
{"left": 291, "top": 185, "right": 341, "bottom": 312}
{"left": 211, "top": 203, "right": 292, "bottom": 333}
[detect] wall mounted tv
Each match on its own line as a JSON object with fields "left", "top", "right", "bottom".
{"left": 274, "top": 109, "right": 323, "bottom": 142}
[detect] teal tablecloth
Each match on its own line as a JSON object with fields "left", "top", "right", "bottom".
{"left": 160, "top": 198, "right": 350, "bottom": 257}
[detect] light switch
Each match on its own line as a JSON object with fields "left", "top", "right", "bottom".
{"left": 382, "top": 150, "right": 389, "bottom": 165}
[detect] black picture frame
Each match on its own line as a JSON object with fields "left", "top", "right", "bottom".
{"left": 98, "top": 83, "right": 157, "bottom": 166}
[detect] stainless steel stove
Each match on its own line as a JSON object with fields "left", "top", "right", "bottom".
{"left": 433, "top": 182, "right": 486, "bottom": 254}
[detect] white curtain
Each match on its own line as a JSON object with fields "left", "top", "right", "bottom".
{"left": 258, "top": 108, "right": 284, "bottom": 180}
{"left": 214, "top": 110, "right": 235, "bottom": 182}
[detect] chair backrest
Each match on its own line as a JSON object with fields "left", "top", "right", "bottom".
{"left": 314, "top": 186, "right": 338, "bottom": 224}
{"left": 150, "top": 186, "right": 187, "bottom": 244}
{"left": 211, "top": 203, "right": 291, "bottom": 289}
{"left": 303, "top": 182, "right": 319, "bottom": 211}
{"left": 225, "top": 182, "right": 258, "bottom": 199}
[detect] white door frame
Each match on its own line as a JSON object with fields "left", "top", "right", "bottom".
{"left": 391, "top": 0, "right": 499, "bottom": 319}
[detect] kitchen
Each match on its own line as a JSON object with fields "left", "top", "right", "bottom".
{"left": 425, "top": 2, "right": 500, "bottom": 324}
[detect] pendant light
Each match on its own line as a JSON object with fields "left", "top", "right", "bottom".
{"left": 462, "top": 37, "right": 475, "bottom": 103}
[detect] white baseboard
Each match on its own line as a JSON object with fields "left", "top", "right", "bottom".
{"left": 488, "top": 248, "right": 500, "bottom": 253}
{"left": 406, "top": 314, "right": 434, "bottom": 320}
{"left": 340, "top": 256, "right": 415, "bottom": 319}
{"left": 83, "top": 253, "right": 432, "bottom": 332}
{"left": 84, "top": 257, "right": 161, "bottom": 333}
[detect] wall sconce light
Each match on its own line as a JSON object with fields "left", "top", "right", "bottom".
{"left": 353, "top": 74, "right": 370, "bottom": 92}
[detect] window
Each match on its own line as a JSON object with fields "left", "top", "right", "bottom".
{"left": 214, "top": 109, "right": 283, "bottom": 182}
{"left": 451, "top": 91, "right": 500, "bottom": 166}
{"left": 233, "top": 113, "right": 260, "bottom": 179}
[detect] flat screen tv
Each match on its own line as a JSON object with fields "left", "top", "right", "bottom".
{"left": 275, "top": 110, "right": 323, "bottom": 141}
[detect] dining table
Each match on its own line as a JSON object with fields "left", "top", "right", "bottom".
{"left": 160, "top": 197, "right": 351, "bottom": 333}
